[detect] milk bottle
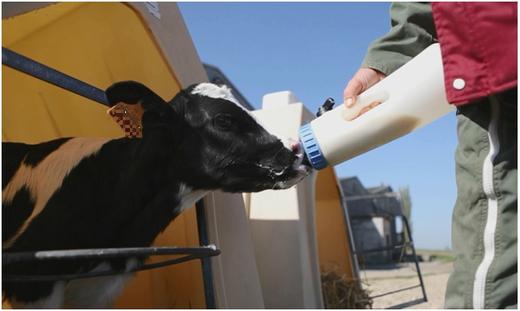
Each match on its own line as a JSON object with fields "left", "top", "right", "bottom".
{"left": 299, "top": 43, "right": 455, "bottom": 169}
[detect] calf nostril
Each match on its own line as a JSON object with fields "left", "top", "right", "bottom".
{"left": 290, "top": 142, "right": 301, "bottom": 154}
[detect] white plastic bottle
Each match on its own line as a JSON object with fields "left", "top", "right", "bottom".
{"left": 299, "top": 43, "right": 455, "bottom": 170}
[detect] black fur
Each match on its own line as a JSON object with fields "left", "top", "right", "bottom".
{"left": 2, "top": 81, "right": 310, "bottom": 306}
{"left": 2, "top": 187, "right": 34, "bottom": 243}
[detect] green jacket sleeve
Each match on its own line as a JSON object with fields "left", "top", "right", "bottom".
{"left": 362, "top": 2, "right": 437, "bottom": 75}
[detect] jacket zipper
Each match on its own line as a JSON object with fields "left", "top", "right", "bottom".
{"left": 472, "top": 100, "right": 500, "bottom": 308}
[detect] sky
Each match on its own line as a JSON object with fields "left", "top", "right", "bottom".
{"left": 179, "top": 2, "right": 458, "bottom": 250}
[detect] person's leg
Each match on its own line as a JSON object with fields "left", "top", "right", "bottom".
{"left": 445, "top": 88, "right": 517, "bottom": 308}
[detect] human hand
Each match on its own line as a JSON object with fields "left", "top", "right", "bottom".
{"left": 343, "top": 68, "right": 386, "bottom": 120}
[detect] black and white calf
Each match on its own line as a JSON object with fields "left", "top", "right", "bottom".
{"left": 2, "top": 81, "right": 311, "bottom": 308}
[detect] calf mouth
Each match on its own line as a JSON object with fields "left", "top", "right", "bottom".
{"left": 262, "top": 141, "right": 312, "bottom": 190}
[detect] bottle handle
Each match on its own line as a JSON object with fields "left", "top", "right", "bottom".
{"left": 341, "top": 90, "right": 389, "bottom": 121}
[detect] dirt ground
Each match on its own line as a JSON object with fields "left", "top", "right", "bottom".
{"left": 360, "top": 261, "right": 454, "bottom": 309}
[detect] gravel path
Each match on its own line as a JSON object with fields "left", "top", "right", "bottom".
{"left": 360, "top": 261, "right": 454, "bottom": 309}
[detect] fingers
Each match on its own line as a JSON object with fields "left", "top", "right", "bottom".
{"left": 343, "top": 81, "right": 363, "bottom": 108}
{"left": 344, "top": 100, "right": 383, "bottom": 121}
{"left": 343, "top": 68, "right": 386, "bottom": 106}
{"left": 357, "top": 101, "right": 382, "bottom": 117}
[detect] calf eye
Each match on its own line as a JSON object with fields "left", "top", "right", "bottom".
{"left": 213, "top": 114, "right": 237, "bottom": 131}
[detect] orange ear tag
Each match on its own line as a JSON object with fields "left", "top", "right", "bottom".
{"left": 107, "top": 103, "right": 144, "bottom": 138}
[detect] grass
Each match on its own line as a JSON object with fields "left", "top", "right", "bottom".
{"left": 321, "top": 268, "right": 372, "bottom": 309}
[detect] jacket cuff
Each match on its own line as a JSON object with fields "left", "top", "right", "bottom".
{"left": 361, "top": 50, "right": 411, "bottom": 76}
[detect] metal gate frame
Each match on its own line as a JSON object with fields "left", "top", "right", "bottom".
{"left": 353, "top": 215, "right": 428, "bottom": 309}
{"left": 2, "top": 47, "right": 219, "bottom": 307}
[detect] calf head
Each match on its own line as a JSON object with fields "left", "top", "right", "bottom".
{"left": 106, "top": 81, "right": 311, "bottom": 192}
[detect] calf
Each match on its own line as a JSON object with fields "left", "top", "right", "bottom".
{"left": 2, "top": 81, "right": 311, "bottom": 308}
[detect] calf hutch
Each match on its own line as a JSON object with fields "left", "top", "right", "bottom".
{"left": 3, "top": 2, "right": 359, "bottom": 308}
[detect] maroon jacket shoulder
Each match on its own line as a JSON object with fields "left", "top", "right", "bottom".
{"left": 432, "top": 2, "right": 517, "bottom": 105}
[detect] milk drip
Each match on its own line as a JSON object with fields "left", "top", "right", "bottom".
{"left": 299, "top": 43, "right": 455, "bottom": 170}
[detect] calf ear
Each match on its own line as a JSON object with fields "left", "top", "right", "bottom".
{"left": 107, "top": 81, "right": 177, "bottom": 136}
{"left": 106, "top": 81, "right": 167, "bottom": 110}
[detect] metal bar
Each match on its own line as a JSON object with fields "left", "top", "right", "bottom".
{"left": 3, "top": 246, "right": 218, "bottom": 265}
{"left": 337, "top": 183, "right": 362, "bottom": 280}
{"left": 2, "top": 47, "right": 109, "bottom": 106}
{"left": 196, "top": 199, "right": 217, "bottom": 309}
{"left": 387, "top": 298, "right": 427, "bottom": 309}
{"left": 369, "top": 284, "right": 422, "bottom": 299}
{"left": 354, "top": 242, "right": 413, "bottom": 255}
{"left": 402, "top": 216, "right": 428, "bottom": 302}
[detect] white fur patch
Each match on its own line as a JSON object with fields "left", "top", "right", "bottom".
{"left": 64, "top": 258, "right": 138, "bottom": 308}
{"left": 191, "top": 83, "right": 240, "bottom": 105}
{"left": 191, "top": 83, "right": 258, "bottom": 118}
{"left": 10, "top": 281, "right": 65, "bottom": 308}
{"left": 191, "top": 83, "right": 281, "bottom": 146}
{"left": 177, "top": 183, "right": 207, "bottom": 213}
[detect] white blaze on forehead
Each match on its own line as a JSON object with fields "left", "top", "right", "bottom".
{"left": 191, "top": 83, "right": 257, "bottom": 118}
{"left": 191, "top": 83, "right": 240, "bottom": 106}
{"left": 191, "top": 83, "right": 292, "bottom": 151}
